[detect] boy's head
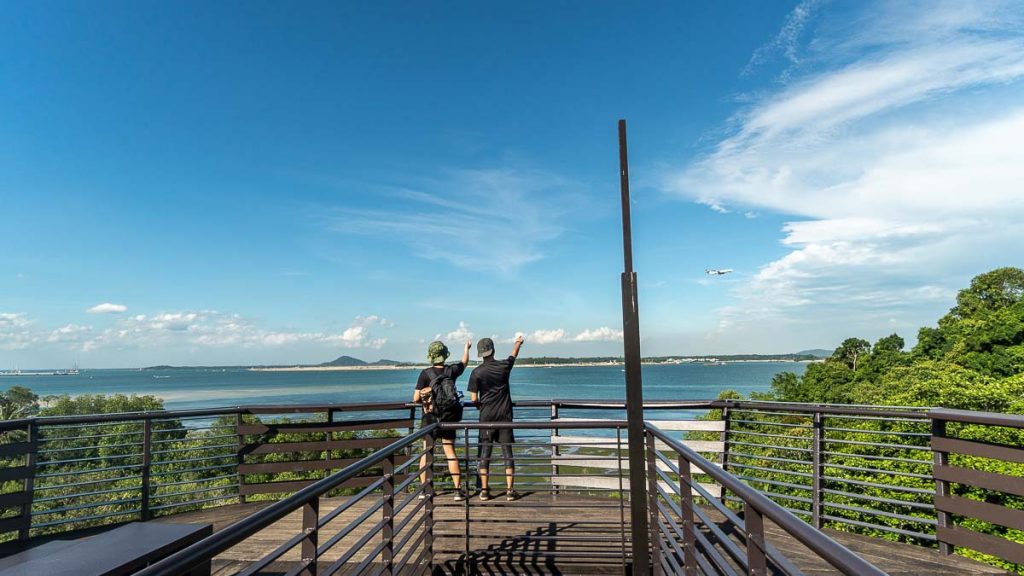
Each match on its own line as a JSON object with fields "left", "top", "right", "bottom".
{"left": 427, "top": 341, "right": 449, "bottom": 365}
{"left": 476, "top": 337, "right": 495, "bottom": 358}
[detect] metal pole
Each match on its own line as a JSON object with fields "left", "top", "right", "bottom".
{"left": 619, "top": 119, "right": 650, "bottom": 575}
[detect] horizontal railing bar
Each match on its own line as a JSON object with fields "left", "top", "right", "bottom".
{"left": 819, "top": 450, "right": 932, "bottom": 465}
{"left": 36, "top": 463, "right": 143, "bottom": 478}
{"left": 733, "top": 474, "right": 812, "bottom": 491}
{"left": 821, "top": 514, "right": 937, "bottom": 541}
{"left": 35, "top": 484, "right": 143, "bottom": 503}
{"left": 823, "top": 426, "right": 930, "bottom": 437}
{"left": 727, "top": 440, "right": 813, "bottom": 453}
{"left": 150, "top": 473, "right": 237, "bottom": 489}
{"left": 393, "top": 527, "right": 427, "bottom": 575}
{"left": 821, "top": 488, "right": 933, "bottom": 510}
{"left": 321, "top": 516, "right": 389, "bottom": 575}
{"left": 150, "top": 462, "right": 237, "bottom": 477}
{"left": 150, "top": 453, "right": 236, "bottom": 467}
{"left": 820, "top": 475, "right": 934, "bottom": 495}
{"left": 728, "top": 462, "right": 814, "bottom": 478}
{"left": 34, "top": 475, "right": 143, "bottom": 493}
{"left": 824, "top": 438, "right": 930, "bottom": 451}
{"left": 931, "top": 407, "right": 1024, "bottom": 429}
{"left": 150, "top": 433, "right": 237, "bottom": 444}
{"left": 149, "top": 494, "right": 237, "bottom": 511}
{"left": 727, "top": 429, "right": 810, "bottom": 440}
{"left": 823, "top": 462, "right": 932, "bottom": 480}
{"left": 318, "top": 478, "right": 389, "bottom": 528}
{"left": 37, "top": 453, "right": 140, "bottom": 466}
{"left": 151, "top": 442, "right": 237, "bottom": 455}
{"left": 152, "top": 483, "right": 237, "bottom": 501}
{"left": 824, "top": 501, "right": 937, "bottom": 526}
{"left": 33, "top": 496, "right": 141, "bottom": 516}
{"left": 318, "top": 498, "right": 387, "bottom": 555}
{"left": 32, "top": 508, "right": 141, "bottom": 528}
{"left": 37, "top": 441, "right": 141, "bottom": 453}
{"left": 731, "top": 418, "right": 810, "bottom": 428}
{"left": 728, "top": 451, "right": 811, "bottom": 466}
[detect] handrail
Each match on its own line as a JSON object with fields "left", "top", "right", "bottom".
{"left": 133, "top": 424, "right": 437, "bottom": 576}
{"left": 0, "top": 398, "right": 936, "bottom": 432}
{"left": 646, "top": 422, "right": 888, "bottom": 576}
{"left": 930, "top": 407, "right": 1024, "bottom": 428}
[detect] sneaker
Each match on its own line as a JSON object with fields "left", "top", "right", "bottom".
{"left": 453, "top": 488, "right": 467, "bottom": 502}
{"left": 506, "top": 490, "right": 520, "bottom": 502}
{"left": 418, "top": 492, "right": 428, "bottom": 500}
{"left": 479, "top": 489, "right": 492, "bottom": 501}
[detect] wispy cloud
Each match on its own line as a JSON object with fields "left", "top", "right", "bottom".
{"left": 670, "top": 0, "right": 1024, "bottom": 345}
{"left": 743, "top": 0, "right": 823, "bottom": 77}
{"left": 4, "top": 311, "right": 391, "bottom": 353}
{"left": 327, "top": 168, "right": 580, "bottom": 274}
{"left": 87, "top": 303, "right": 127, "bottom": 314}
{"left": 0, "top": 313, "right": 36, "bottom": 350}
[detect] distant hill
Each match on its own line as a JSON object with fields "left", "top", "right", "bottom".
{"left": 317, "top": 355, "right": 368, "bottom": 367}
{"left": 369, "top": 359, "right": 410, "bottom": 366}
{"left": 795, "top": 349, "right": 832, "bottom": 359}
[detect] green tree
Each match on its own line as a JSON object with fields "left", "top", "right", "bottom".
{"left": 830, "top": 337, "right": 871, "bottom": 371}
{"left": 0, "top": 386, "right": 40, "bottom": 420}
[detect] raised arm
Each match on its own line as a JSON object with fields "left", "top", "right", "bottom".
{"left": 461, "top": 339, "right": 471, "bottom": 366}
{"left": 511, "top": 334, "right": 524, "bottom": 359}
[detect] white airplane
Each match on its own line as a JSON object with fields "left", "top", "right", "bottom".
{"left": 705, "top": 268, "right": 734, "bottom": 276}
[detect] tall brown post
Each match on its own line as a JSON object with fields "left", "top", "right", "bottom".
{"left": 619, "top": 119, "right": 650, "bottom": 574}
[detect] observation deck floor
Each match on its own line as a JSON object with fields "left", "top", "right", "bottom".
{"left": 159, "top": 493, "right": 1007, "bottom": 575}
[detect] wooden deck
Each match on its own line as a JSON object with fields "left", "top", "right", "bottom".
{"left": 158, "top": 492, "right": 1007, "bottom": 575}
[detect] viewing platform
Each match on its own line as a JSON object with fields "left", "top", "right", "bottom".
{"left": 1, "top": 399, "right": 1022, "bottom": 575}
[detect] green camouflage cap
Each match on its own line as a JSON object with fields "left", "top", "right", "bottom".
{"left": 427, "top": 340, "right": 449, "bottom": 365}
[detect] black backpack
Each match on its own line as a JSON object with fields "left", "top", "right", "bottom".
{"left": 429, "top": 367, "right": 464, "bottom": 423}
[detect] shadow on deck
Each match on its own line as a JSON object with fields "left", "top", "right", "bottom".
{"left": 158, "top": 493, "right": 1006, "bottom": 575}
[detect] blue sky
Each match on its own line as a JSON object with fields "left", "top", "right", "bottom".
{"left": 2, "top": 1, "right": 1023, "bottom": 368}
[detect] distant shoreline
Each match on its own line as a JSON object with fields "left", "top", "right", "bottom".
{"left": 248, "top": 359, "right": 814, "bottom": 373}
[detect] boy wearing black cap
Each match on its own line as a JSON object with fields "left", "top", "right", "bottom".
{"left": 468, "top": 334, "right": 524, "bottom": 501}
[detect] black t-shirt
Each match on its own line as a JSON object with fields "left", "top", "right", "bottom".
{"left": 468, "top": 356, "right": 516, "bottom": 422}
{"left": 416, "top": 362, "right": 466, "bottom": 413}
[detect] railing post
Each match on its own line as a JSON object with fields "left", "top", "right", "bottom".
{"left": 19, "top": 421, "right": 38, "bottom": 542}
{"left": 720, "top": 405, "right": 731, "bottom": 506}
{"left": 551, "top": 402, "right": 560, "bottom": 497}
{"left": 677, "top": 455, "right": 698, "bottom": 576}
{"left": 646, "top": 430, "right": 663, "bottom": 575}
{"left": 424, "top": 433, "right": 435, "bottom": 570}
{"left": 932, "top": 418, "right": 952, "bottom": 555}
{"left": 300, "top": 497, "right": 319, "bottom": 576}
{"left": 235, "top": 412, "right": 246, "bottom": 504}
{"left": 382, "top": 452, "right": 395, "bottom": 576}
{"left": 141, "top": 418, "right": 153, "bottom": 521}
{"left": 812, "top": 411, "right": 823, "bottom": 529}
{"left": 744, "top": 502, "right": 768, "bottom": 576}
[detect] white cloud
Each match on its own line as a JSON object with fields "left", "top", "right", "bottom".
{"left": 743, "top": 0, "right": 822, "bottom": 76}
{"left": 73, "top": 311, "right": 390, "bottom": 351}
{"left": 0, "top": 313, "right": 37, "bottom": 350}
{"left": 669, "top": 0, "right": 1024, "bottom": 344}
{"left": 328, "top": 168, "right": 581, "bottom": 274}
{"left": 48, "top": 324, "right": 93, "bottom": 344}
{"left": 573, "top": 327, "right": 624, "bottom": 343}
{"left": 529, "top": 329, "right": 567, "bottom": 345}
{"left": 87, "top": 303, "right": 128, "bottom": 314}
{"left": 438, "top": 321, "right": 474, "bottom": 343}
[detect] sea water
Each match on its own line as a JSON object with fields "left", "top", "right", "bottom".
{"left": 1, "top": 362, "right": 806, "bottom": 414}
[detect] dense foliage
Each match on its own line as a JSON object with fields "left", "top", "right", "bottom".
{"left": 719, "top": 267, "right": 1024, "bottom": 572}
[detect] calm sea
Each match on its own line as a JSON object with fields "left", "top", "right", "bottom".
{"left": 0, "top": 362, "right": 806, "bottom": 418}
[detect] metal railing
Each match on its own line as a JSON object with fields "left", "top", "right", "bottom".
{"left": 647, "top": 422, "right": 886, "bottom": 575}
{"left": 135, "top": 425, "right": 437, "bottom": 576}
{"left": 2, "top": 398, "right": 1023, "bottom": 572}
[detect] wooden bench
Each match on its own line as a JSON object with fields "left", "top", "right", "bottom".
{"left": 0, "top": 522, "right": 212, "bottom": 576}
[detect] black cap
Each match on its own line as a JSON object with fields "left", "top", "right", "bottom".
{"left": 477, "top": 337, "right": 495, "bottom": 358}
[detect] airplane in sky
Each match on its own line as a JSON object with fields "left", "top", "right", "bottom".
{"left": 705, "top": 268, "right": 734, "bottom": 276}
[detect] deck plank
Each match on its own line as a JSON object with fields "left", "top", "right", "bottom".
{"left": 158, "top": 493, "right": 1007, "bottom": 575}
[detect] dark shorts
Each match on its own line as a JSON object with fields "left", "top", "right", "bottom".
{"left": 421, "top": 413, "right": 456, "bottom": 441}
{"left": 478, "top": 425, "right": 515, "bottom": 444}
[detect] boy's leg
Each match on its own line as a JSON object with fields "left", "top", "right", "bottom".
{"left": 478, "top": 431, "right": 493, "bottom": 491}
{"left": 441, "top": 438, "right": 461, "bottom": 488}
{"left": 502, "top": 442, "right": 515, "bottom": 490}
{"left": 419, "top": 438, "right": 430, "bottom": 486}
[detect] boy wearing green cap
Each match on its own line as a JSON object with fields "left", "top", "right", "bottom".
{"left": 414, "top": 339, "right": 471, "bottom": 501}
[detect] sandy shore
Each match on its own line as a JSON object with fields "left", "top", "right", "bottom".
{"left": 248, "top": 359, "right": 809, "bottom": 373}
